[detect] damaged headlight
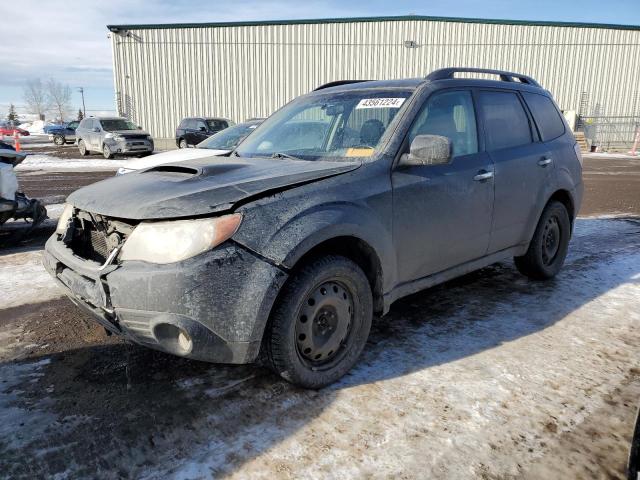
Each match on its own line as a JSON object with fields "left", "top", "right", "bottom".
{"left": 119, "top": 213, "right": 242, "bottom": 264}
{"left": 56, "top": 204, "right": 74, "bottom": 235}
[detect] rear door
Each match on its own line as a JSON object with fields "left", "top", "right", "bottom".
{"left": 477, "top": 90, "right": 554, "bottom": 253}
{"left": 392, "top": 89, "right": 495, "bottom": 281}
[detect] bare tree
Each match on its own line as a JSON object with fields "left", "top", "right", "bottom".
{"left": 23, "top": 79, "right": 51, "bottom": 120}
{"left": 47, "top": 79, "right": 72, "bottom": 123}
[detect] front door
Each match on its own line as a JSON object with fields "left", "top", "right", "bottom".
{"left": 392, "top": 89, "right": 495, "bottom": 282}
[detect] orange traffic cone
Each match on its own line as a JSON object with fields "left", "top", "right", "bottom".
{"left": 13, "top": 129, "right": 20, "bottom": 152}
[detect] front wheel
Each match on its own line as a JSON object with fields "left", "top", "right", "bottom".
{"left": 103, "top": 144, "right": 114, "bottom": 159}
{"left": 78, "top": 140, "right": 90, "bottom": 156}
{"left": 514, "top": 201, "right": 571, "bottom": 280}
{"left": 53, "top": 135, "right": 65, "bottom": 146}
{"left": 264, "top": 255, "right": 373, "bottom": 389}
{"left": 179, "top": 138, "right": 188, "bottom": 149}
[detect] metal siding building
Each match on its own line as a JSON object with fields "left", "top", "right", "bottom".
{"left": 107, "top": 15, "right": 640, "bottom": 147}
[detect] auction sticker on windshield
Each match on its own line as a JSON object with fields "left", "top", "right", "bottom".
{"left": 356, "top": 98, "right": 406, "bottom": 109}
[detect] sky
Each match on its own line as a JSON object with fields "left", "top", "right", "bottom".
{"left": 1, "top": 0, "right": 639, "bottom": 119}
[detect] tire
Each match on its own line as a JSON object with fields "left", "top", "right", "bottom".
{"left": 102, "top": 144, "right": 114, "bottom": 159}
{"left": 264, "top": 255, "right": 373, "bottom": 389}
{"left": 53, "top": 135, "right": 65, "bottom": 146}
{"left": 78, "top": 140, "right": 90, "bottom": 156}
{"left": 514, "top": 201, "right": 571, "bottom": 280}
{"left": 179, "top": 138, "right": 188, "bottom": 149}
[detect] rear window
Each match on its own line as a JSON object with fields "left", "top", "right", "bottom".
{"left": 523, "top": 92, "right": 565, "bottom": 141}
{"left": 478, "top": 91, "right": 532, "bottom": 151}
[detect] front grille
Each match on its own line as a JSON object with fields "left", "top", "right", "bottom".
{"left": 123, "top": 134, "right": 148, "bottom": 141}
{"left": 69, "top": 219, "right": 110, "bottom": 264}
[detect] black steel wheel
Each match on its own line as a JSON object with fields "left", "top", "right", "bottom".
{"left": 264, "top": 255, "right": 373, "bottom": 389}
{"left": 515, "top": 200, "right": 571, "bottom": 280}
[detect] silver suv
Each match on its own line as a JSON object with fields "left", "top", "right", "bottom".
{"left": 75, "top": 117, "right": 154, "bottom": 159}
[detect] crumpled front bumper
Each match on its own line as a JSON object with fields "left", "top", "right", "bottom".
{"left": 43, "top": 235, "right": 287, "bottom": 363}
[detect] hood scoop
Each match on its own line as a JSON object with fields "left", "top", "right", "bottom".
{"left": 144, "top": 165, "right": 200, "bottom": 177}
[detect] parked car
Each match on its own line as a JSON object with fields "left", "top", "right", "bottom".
{"left": 175, "top": 117, "right": 234, "bottom": 148}
{"left": 44, "top": 68, "right": 583, "bottom": 389}
{"left": 48, "top": 121, "right": 79, "bottom": 145}
{"left": 0, "top": 126, "right": 29, "bottom": 136}
{"left": 116, "top": 120, "right": 263, "bottom": 175}
{"left": 43, "top": 123, "right": 64, "bottom": 134}
{"left": 75, "top": 117, "right": 154, "bottom": 159}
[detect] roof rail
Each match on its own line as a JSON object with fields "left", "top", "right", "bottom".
{"left": 313, "top": 80, "right": 371, "bottom": 91}
{"left": 426, "top": 68, "right": 541, "bottom": 87}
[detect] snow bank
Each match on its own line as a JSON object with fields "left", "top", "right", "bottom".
{"left": 15, "top": 154, "right": 130, "bottom": 172}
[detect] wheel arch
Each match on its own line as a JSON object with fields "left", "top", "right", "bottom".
{"left": 284, "top": 235, "right": 385, "bottom": 315}
{"left": 547, "top": 188, "right": 576, "bottom": 223}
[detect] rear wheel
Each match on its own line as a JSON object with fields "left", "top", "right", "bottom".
{"left": 264, "top": 255, "right": 373, "bottom": 389}
{"left": 53, "top": 135, "right": 65, "bottom": 146}
{"left": 78, "top": 140, "right": 90, "bottom": 156}
{"left": 514, "top": 201, "right": 571, "bottom": 280}
{"left": 179, "top": 138, "right": 188, "bottom": 149}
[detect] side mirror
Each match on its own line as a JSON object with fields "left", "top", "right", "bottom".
{"left": 137, "top": 125, "right": 142, "bottom": 130}
{"left": 199, "top": 126, "right": 207, "bottom": 132}
{"left": 400, "top": 134, "right": 452, "bottom": 167}
{"left": 92, "top": 127, "right": 100, "bottom": 133}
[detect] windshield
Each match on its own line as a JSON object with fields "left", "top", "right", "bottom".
{"left": 197, "top": 122, "right": 259, "bottom": 150}
{"left": 235, "top": 90, "right": 412, "bottom": 161}
{"left": 101, "top": 119, "right": 138, "bottom": 131}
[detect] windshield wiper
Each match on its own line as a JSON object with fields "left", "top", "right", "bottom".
{"left": 271, "top": 152, "right": 302, "bottom": 161}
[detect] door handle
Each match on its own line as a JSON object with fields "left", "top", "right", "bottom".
{"left": 538, "top": 157, "right": 552, "bottom": 167}
{"left": 473, "top": 171, "right": 494, "bottom": 181}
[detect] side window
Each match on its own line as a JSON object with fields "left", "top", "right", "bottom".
{"left": 408, "top": 90, "right": 478, "bottom": 158}
{"left": 195, "top": 120, "right": 207, "bottom": 131}
{"left": 522, "top": 92, "right": 565, "bottom": 141}
{"left": 478, "top": 91, "right": 532, "bottom": 150}
{"left": 178, "top": 119, "right": 188, "bottom": 129}
{"left": 67, "top": 121, "right": 78, "bottom": 129}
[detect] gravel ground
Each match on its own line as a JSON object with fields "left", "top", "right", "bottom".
{"left": 0, "top": 150, "right": 639, "bottom": 479}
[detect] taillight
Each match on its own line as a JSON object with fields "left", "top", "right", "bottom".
{"left": 573, "top": 142, "right": 583, "bottom": 166}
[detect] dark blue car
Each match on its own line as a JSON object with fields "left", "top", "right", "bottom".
{"left": 48, "top": 121, "right": 79, "bottom": 145}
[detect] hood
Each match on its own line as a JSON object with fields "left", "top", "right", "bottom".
{"left": 109, "top": 129, "right": 151, "bottom": 137}
{"left": 120, "top": 147, "right": 229, "bottom": 172}
{"left": 68, "top": 156, "right": 360, "bottom": 220}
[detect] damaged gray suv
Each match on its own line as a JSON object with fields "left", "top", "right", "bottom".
{"left": 45, "top": 68, "right": 583, "bottom": 388}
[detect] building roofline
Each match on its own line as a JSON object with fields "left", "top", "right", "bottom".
{"left": 107, "top": 14, "right": 640, "bottom": 33}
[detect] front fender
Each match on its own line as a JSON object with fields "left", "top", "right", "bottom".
{"left": 234, "top": 201, "right": 397, "bottom": 293}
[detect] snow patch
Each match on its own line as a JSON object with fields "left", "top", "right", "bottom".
{"left": 0, "top": 250, "right": 63, "bottom": 309}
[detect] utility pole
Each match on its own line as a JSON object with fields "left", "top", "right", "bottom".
{"left": 77, "top": 87, "right": 86, "bottom": 116}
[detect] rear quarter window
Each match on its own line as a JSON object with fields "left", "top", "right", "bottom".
{"left": 522, "top": 92, "right": 566, "bottom": 141}
{"left": 478, "top": 91, "right": 533, "bottom": 151}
